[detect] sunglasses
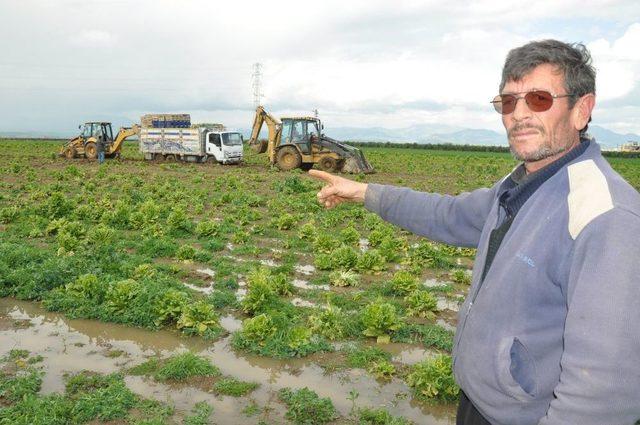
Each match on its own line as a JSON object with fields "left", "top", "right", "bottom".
{"left": 491, "top": 90, "right": 574, "bottom": 114}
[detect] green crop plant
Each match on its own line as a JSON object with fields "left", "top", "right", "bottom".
{"left": 332, "top": 245, "right": 359, "bottom": 270}
{"left": 313, "top": 233, "right": 340, "bottom": 254}
{"left": 357, "top": 249, "right": 387, "bottom": 273}
{"left": 329, "top": 270, "right": 360, "bottom": 287}
{"left": 166, "top": 206, "right": 192, "bottom": 234}
{"left": 154, "top": 289, "right": 190, "bottom": 326}
{"left": 175, "top": 244, "right": 197, "bottom": 261}
{"left": 405, "top": 290, "right": 439, "bottom": 320}
{"left": 297, "top": 221, "right": 317, "bottom": 240}
{"left": 308, "top": 304, "right": 345, "bottom": 340}
{"left": 390, "top": 271, "right": 419, "bottom": 295}
{"left": 242, "top": 279, "right": 278, "bottom": 315}
{"left": 86, "top": 224, "right": 115, "bottom": 245}
{"left": 247, "top": 267, "right": 293, "bottom": 296}
{"left": 177, "top": 300, "right": 221, "bottom": 337}
{"left": 450, "top": 269, "right": 472, "bottom": 285}
{"left": 361, "top": 299, "right": 403, "bottom": 344}
{"left": 314, "top": 253, "right": 334, "bottom": 271}
{"left": 287, "top": 326, "right": 313, "bottom": 351}
{"left": 404, "top": 241, "right": 453, "bottom": 270}
{"left": 278, "top": 387, "right": 337, "bottom": 425}
{"left": 195, "top": 219, "right": 221, "bottom": 237}
{"left": 367, "top": 359, "right": 396, "bottom": 380}
{"left": 238, "top": 313, "right": 277, "bottom": 346}
{"left": 378, "top": 236, "right": 408, "bottom": 262}
{"left": 357, "top": 407, "right": 413, "bottom": 425}
{"left": 231, "top": 229, "right": 250, "bottom": 244}
{"left": 0, "top": 206, "right": 19, "bottom": 224}
{"left": 64, "top": 274, "right": 105, "bottom": 302}
{"left": 406, "top": 354, "right": 459, "bottom": 402}
{"left": 131, "top": 263, "right": 156, "bottom": 280}
{"left": 367, "top": 225, "right": 395, "bottom": 248}
{"left": 105, "top": 279, "right": 141, "bottom": 314}
{"left": 273, "top": 213, "right": 296, "bottom": 230}
{"left": 339, "top": 225, "right": 361, "bottom": 246}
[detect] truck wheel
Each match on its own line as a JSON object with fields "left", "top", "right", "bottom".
{"left": 165, "top": 154, "right": 176, "bottom": 162}
{"left": 318, "top": 156, "right": 338, "bottom": 172}
{"left": 64, "top": 147, "right": 77, "bottom": 159}
{"left": 85, "top": 142, "right": 97, "bottom": 160}
{"left": 276, "top": 146, "right": 302, "bottom": 171}
{"left": 206, "top": 156, "right": 218, "bottom": 164}
{"left": 153, "top": 153, "right": 164, "bottom": 162}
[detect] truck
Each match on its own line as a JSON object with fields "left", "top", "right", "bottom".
{"left": 139, "top": 126, "right": 244, "bottom": 164}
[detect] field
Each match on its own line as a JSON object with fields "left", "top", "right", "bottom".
{"left": 1, "top": 139, "right": 639, "bottom": 425}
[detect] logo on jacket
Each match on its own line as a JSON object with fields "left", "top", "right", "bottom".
{"left": 515, "top": 252, "right": 535, "bottom": 268}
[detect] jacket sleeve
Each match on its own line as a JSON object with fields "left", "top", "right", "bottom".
{"left": 363, "top": 182, "right": 499, "bottom": 248}
{"left": 538, "top": 208, "right": 640, "bottom": 425}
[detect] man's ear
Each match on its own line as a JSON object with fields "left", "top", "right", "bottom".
{"left": 572, "top": 93, "right": 596, "bottom": 131}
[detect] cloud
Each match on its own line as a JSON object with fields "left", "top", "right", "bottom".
{"left": 0, "top": 0, "right": 639, "bottom": 135}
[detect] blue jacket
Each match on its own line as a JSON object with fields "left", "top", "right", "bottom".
{"left": 364, "top": 141, "right": 640, "bottom": 425}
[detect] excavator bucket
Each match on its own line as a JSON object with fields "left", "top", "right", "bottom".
{"left": 342, "top": 149, "right": 375, "bottom": 174}
{"left": 317, "top": 136, "right": 375, "bottom": 174}
{"left": 251, "top": 139, "right": 268, "bottom": 154}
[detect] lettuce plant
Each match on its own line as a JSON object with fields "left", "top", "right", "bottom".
{"left": 361, "top": 299, "right": 403, "bottom": 344}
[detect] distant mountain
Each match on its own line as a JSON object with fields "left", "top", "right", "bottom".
{"left": 4, "top": 123, "right": 639, "bottom": 150}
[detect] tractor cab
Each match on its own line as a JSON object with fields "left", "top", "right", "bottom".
{"left": 280, "top": 117, "right": 322, "bottom": 155}
{"left": 79, "top": 122, "right": 114, "bottom": 143}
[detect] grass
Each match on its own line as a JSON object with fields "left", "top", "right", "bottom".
{"left": 213, "top": 377, "right": 260, "bottom": 396}
{"left": 129, "top": 352, "right": 220, "bottom": 382}
{"left": 278, "top": 387, "right": 337, "bottom": 425}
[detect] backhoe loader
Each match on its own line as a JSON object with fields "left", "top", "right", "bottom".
{"left": 60, "top": 122, "right": 140, "bottom": 160}
{"left": 248, "top": 106, "right": 374, "bottom": 173}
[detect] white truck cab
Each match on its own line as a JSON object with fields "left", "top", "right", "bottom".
{"left": 206, "top": 131, "right": 244, "bottom": 164}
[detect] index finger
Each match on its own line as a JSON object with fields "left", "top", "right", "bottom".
{"left": 308, "top": 169, "right": 338, "bottom": 185}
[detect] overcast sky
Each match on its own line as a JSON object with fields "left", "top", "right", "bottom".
{"left": 1, "top": 0, "right": 639, "bottom": 136}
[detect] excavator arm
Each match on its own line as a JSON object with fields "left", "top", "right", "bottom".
{"left": 248, "top": 106, "right": 281, "bottom": 161}
{"left": 108, "top": 124, "right": 140, "bottom": 156}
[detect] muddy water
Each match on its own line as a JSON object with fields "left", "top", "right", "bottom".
{"left": 0, "top": 298, "right": 455, "bottom": 424}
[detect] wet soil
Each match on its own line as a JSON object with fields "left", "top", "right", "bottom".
{"left": 0, "top": 298, "right": 456, "bottom": 424}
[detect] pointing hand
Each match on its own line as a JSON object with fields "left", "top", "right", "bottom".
{"left": 308, "top": 169, "right": 368, "bottom": 209}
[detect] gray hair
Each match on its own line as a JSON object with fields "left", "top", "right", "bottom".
{"left": 499, "top": 40, "right": 596, "bottom": 134}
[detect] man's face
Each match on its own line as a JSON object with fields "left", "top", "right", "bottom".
{"left": 501, "top": 63, "right": 579, "bottom": 165}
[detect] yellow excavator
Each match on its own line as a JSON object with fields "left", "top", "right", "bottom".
{"left": 60, "top": 122, "right": 140, "bottom": 160}
{"left": 248, "top": 106, "right": 374, "bottom": 173}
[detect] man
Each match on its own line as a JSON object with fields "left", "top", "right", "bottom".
{"left": 310, "top": 40, "right": 640, "bottom": 424}
{"left": 96, "top": 132, "right": 106, "bottom": 164}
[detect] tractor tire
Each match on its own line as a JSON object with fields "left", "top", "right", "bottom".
{"left": 85, "top": 142, "right": 97, "bottom": 160}
{"left": 276, "top": 146, "right": 302, "bottom": 171}
{"left": 64, "top": 147, "right": 77, "bottom": 159}
{"left": 318, "top": 156, "right": 338, "bottom": 172}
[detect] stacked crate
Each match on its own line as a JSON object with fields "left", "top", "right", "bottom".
{"left": 141, "top": 114, "right": 191, "bottom": 128}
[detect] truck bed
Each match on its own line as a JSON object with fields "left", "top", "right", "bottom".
{"left": 139, "top": 128, "right": 203, "bottom": 156}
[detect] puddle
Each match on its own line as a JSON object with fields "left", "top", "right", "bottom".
{"left": 226, "top": 243, "right": 234, "bottom": 251}
{"left": 436, "top": 297, "right": 460, "bottom": 312}
{"left": 220, "top": 315, "right": 243, "bottom": 333}
{"left": 182, "top": 282, "right": 214, "bottom": 295}
{"left": 0, "top": 298, "right": 455, "bottom": 424}
{"left": 385, "top": 344, "right": 439, "bottom": 365}
{"left": 235, "top": 288, "right": 247, "bottom": 301}
{"left": 436, "top": 319, "right": 456, "bottom": 332}
{"left": 359, "top": 238, "right": 369, "bottom": 252}
{"left": 423, "top": 278, "right": 448, "bottom": 288}
{"left": 259, "top": 259, "right": 278, "bottom": 267}
{"left": 294, "top": 264, "right": 316, "bottom": 276}
{"left": 290, "top": 298, "right": 317, "bottom": 308}
{"left": 196, "top": 268, "right": 215, "bottom": 278}
{"left": 292, "top": 279, "right": 330, "bottom": 291}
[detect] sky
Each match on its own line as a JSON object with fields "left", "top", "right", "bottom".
{"left": 1, "top": 0, "right": 640, "bottom": 137}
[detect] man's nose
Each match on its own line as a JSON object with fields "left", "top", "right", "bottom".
{"left": 511, "top": 96, "right": 532, "bottom": 121}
